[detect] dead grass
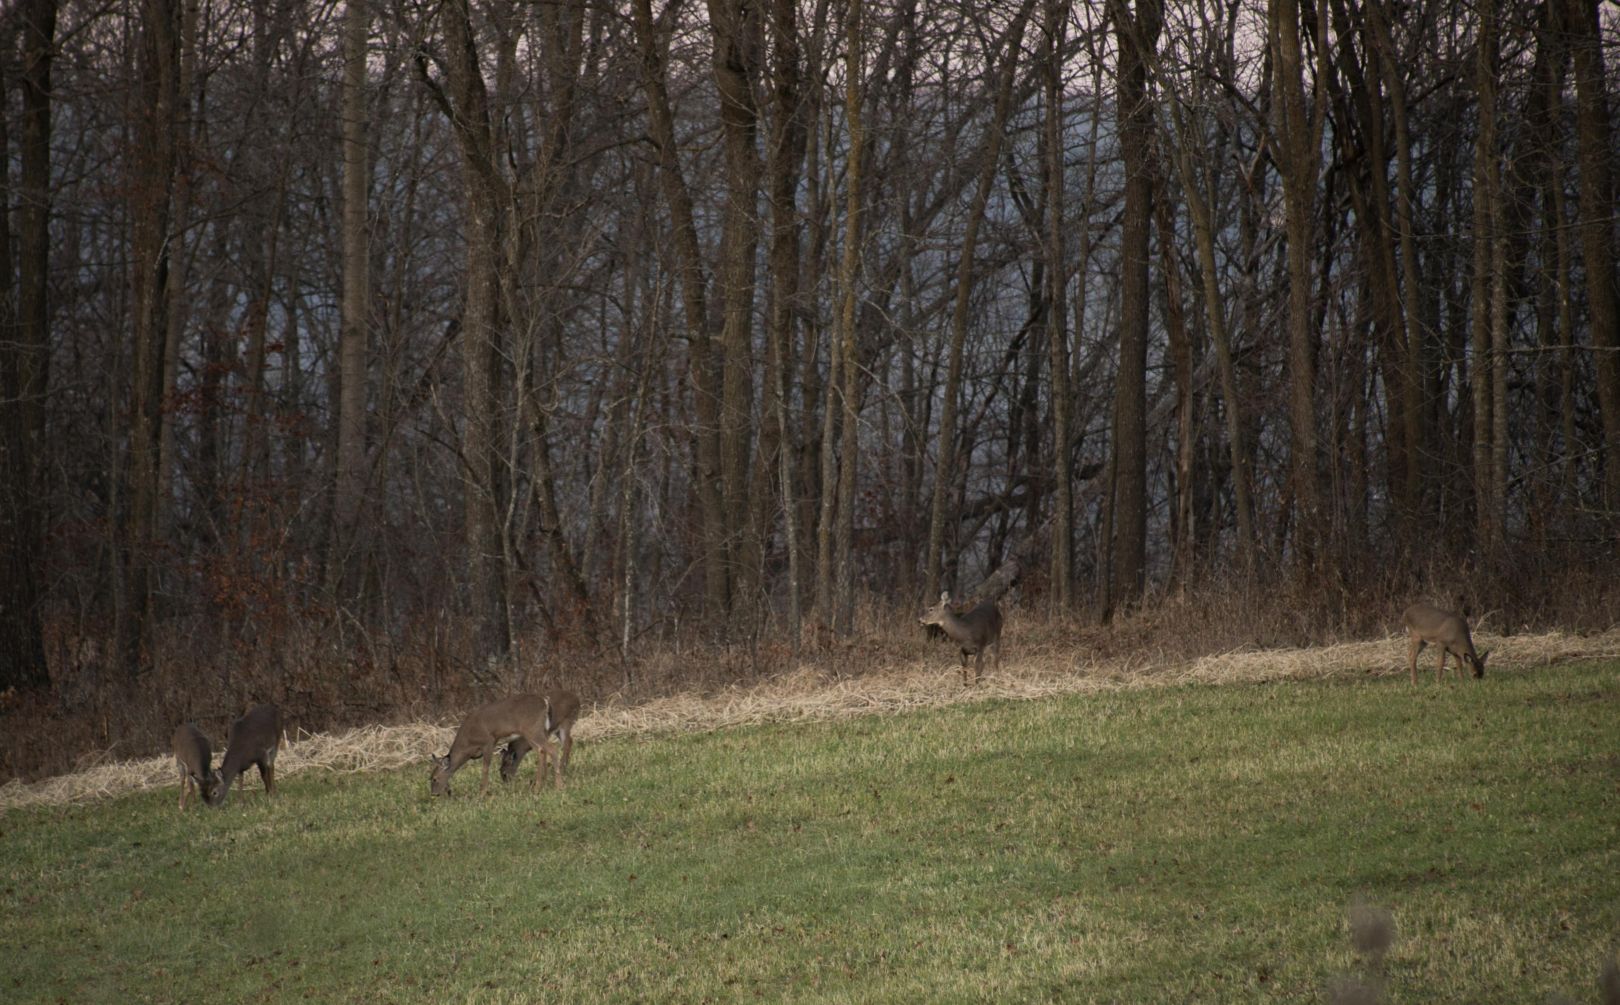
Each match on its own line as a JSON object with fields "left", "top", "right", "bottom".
{"left": 4, "top": 622, "right": 1616, "bottom": 814}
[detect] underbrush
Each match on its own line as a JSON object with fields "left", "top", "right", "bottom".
{"left": 4, "top": 569, "right": 1618, "bottom": 786}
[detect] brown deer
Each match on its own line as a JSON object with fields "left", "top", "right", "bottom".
{"left": 170, "top": 722, "right": 220, "bottom": 810}
{"left": 214, "top": 703, "right": 285, "bottom": 805}
{"left": 429, "top": 694, "right": 563, "bottom": 797}
{"left": 498, "top": 689, "right": 581, "bottom": 784}
{"left": 919, "top": 591, "right": 1004, "bottom": 686}
{"left": 1402, "top": 603, "right": 1489, "bottom": 684}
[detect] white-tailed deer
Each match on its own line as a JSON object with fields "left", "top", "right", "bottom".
{"left": 214, "top": 703, "right": 285, "bottom": 805}
{"left": 919, "top": 591, "right": 1003, "bottom": 686}
{"left": 1402, "top": 603, "right": 1489, "bottom": 684}
{"left": 170, "top": 722, "right": 220, "bottom": 810}
{"left": 430, "top": 694, "right": 562, "bottom": 797}
{"left": 499, "top": 689, "right": 580, "bottom": 784}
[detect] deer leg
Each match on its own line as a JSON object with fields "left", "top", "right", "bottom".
{"left": 480, "top": 750, "right": 495, "bottom": 795}
{"left": 1408, "top": 636, "right": 1423, "bottom": 684}
{"left": 558, "top": 728, "right": 573, "bottom": 774}
{"left": 260, "top": 761, "right": 275, "bottom": 796}
{"left": 521, "top": 732, "right": 559, "bottom": 791}
{"left": 1434, "top": 648, "right": 1447, "bottom": 683}
{"left": 179, "top": 768, "right": 190, "bottom": 810}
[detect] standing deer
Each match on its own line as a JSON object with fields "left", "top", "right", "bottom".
{"left": 1402, "top": 603, "right": 1489, "bottom": 684}
{"left": 429, "top": 694, "right": 563, "bottom": 797}
{"left": 170, "top": 722, "right": 220, "bottom": 810}
{"left": 214, "top": 703, "right": 285, "bottom": 805}
{"left": 919, "top": 591, "right": 1004, "bottom": 686}
{"left": 498, "top": 689, "right": 581, "bottom": 784}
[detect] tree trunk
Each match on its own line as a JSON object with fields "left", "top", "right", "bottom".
{"left": 833, "top": 0, "right": 865, "bottom": 636}
{"left": 631, "top": 0, "right": 728, "bottom": 621}
{"left": 118, "top": 0, "right": 182, "bottom": 676}
{"left": 436, "top": 0, "right": 512, "bottom": 662}
{"left": 1108, "top": 0, "right": 1160, "bottom": 607}
{"left": 1469, "top": 0, "right": 1503, "bottom": 550}
{"left": 1564, "top": 0, "right": 1620, "bottom": 513}
{"left": 708, "top": 0, "right": 763, "bottom": 623}
{"left": 332, "top": 0, "right": 371, "bottom": 601}
{"left": 1269, "top": 0, "right": 1326, "bottom": 571}
{"left": 763, "top": 0, "right": 810, "bottom": 647}
{"left": 1165, "top": 93, "right": 1256, "bottom": 575}
{"left": 0, "top": 0, "right": 54, "bottom": 692}
{"left": 1363, "top": 0, "right": 1429, "bottom": 539}
{"left": 1043, "top": 0, "right": 1074, "bottom": 610}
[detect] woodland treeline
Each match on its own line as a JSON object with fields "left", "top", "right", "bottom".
{"left": 1, "top": 0, "right": 1618, "bottom": 707}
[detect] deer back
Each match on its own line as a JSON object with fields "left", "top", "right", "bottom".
{"left": 171, "top": 722, "right": 214, "bottom": 779}
{"left": 220, "top": 703, "right": 283, "bottom": 781}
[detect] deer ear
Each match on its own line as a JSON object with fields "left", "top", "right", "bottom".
{"left": 939, "top": 591, "right": 950, "bottom": 603}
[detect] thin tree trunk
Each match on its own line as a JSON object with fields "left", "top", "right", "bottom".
{"left": 332, "top": 0, "right": 371, "bottom": 600}
{"left": 833, "top": 0, "right": 864, "bottom": 635}
{"left": 156, "top": 0, "right": 197, "bottom": 536}
{"left": 0, "top": 0, "right": 53, "bottom": 691}
{"left": 1365, "top": 0, "right": 1428, "bottom": 538}
{"left": 762, "top": 0, "right": 812, "bottom": 647}
{"left": 922, "top": 0, "right": 1035, "bottom": 600}
{"left": 1166, "top": 96, "right": 1256, "bottom": 574}
{"left": 119, "top": 0, "right": 182, "bottom": 676}
{"left": 1108, "top": 0, "right": 1160, "bottom": 606}
{"left": 1044, "top": 0, "right": 1074, "bottom": 610}
{"left": 708, "top": 0, "right": 763, "bottom": 624}
{"left": 631, "top": 0, "right": 728, "bottom": 620}
{"left": 1564, "top": 0, "right": 1620, "bottom": 513}
{"left": 1470, "top": 0, "right": 1497, "bottom": 548}
{"left": 432, "top": 0, "right": 513, "bottom": 662}
{"left": 1269, "top": 0, "right": 1326, "bottom": 571}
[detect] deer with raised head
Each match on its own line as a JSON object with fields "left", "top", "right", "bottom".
{"left": 498, "top": 689, "right": 580, "bottom": 784}
{"left": 1402, "top": 603, "right": 1489, "bottom": 684}
{"left": 170, "top": 722, "right": 220, "bottom": 810}
{"left": 214, "top": 703, "right": 285, "bottom": 805}
{"left": 429, "top": 694, "right": 563, "bottom": 797}
{"left": 919, "top": 591, "right": 1004, "bottom": 686}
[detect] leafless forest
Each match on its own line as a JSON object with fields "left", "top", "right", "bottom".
{"left": 2, "top": 0, "right": 1618, "bottom": 781}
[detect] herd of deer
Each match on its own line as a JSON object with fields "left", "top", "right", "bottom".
{"left": 168, "top": 596, "right": 1487, "bottom": 811}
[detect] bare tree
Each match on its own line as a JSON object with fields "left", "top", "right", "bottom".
{"left": 118, "top": 0, "right": 184, "bottom": 676}
{"left": 832, "top": 0, "right": 865, "bottom": 635}
{"left": 1043, "top": 0, "right": 1075, "bottom": 609}
{"left": 922, "top": 0, "right": 1035, "bottom": 601}
{"left": 1107, "top": 0, "right": 1160, "bottom": 611}
{"left": 1564, "top": 0, "right": 1620, "bottom": 515}
{"left": 0, "top": 0, "right": 53, "bottom": 691}
{"left": 1267, "top": 0, "right": 1327, "bottom": 571}
{"left": 708, "top": 0, "right": 764, "bottom": 622}
{"left": 332, "top": 0, "right": 372, "bottom": 600}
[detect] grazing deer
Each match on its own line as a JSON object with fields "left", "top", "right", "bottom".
{"left": 214, "top": 703, "right": 285, "bottom": 805}
{"left": 1402, "top": 603, "right": 1489, "bottom": 684}
{"left": 919, "top": 591, "right": 1004, "bottom": 686}
{"left": 170, "top": 722, "right": 220, "bottom": 810}
{"left": 499, "top": 689, "right": 581, "bottom": 784}
{"left": 430, "top": 694, "right": 563, "bottom": 797}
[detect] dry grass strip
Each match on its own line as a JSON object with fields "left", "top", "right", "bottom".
{"left": 5, "top": 627, "right": 1616, "bottom": 813}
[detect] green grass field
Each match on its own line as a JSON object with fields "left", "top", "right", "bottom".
{"left": 4, "top": 661, "right": 1617, "bottom": 1003}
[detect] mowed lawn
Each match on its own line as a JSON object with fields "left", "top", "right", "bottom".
{"left": 3, "top": 661, "right": 1617, "bottom": 1004}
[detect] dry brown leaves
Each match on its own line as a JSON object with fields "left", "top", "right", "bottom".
{"left": 4, "top": 626, "right": 1616, "bottom": 813}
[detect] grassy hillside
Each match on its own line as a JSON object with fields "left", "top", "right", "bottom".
{"left": 4, "top": 661, "right": 1617, "bottom": 1003}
